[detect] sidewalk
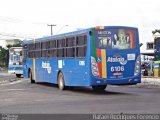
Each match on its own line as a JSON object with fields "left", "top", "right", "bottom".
{"left": 0, "top": 70, "right": 7, "bottom": 73}
{"left": 133, "top": 77, "right": 160, "bottom": 88}
{"left": 142, "top": 77, "right": 160, "bottom": 83}
{"left": 0, "top": 70, "right": 9, "bottom": 76}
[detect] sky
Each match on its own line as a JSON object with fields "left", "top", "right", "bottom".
{"left": 0, "top": 0, "right": 160, "bottom": 50}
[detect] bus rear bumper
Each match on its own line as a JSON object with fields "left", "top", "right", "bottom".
{"left": 91, "top": 76, "right": 141, "bottom": 86}
{"left": 107, "top": 77, "right": 141, "bottom": 85}
{"left": 8, "top": 70, "right": 23, "bottom": 75}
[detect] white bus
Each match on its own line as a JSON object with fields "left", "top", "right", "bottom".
{"left": 8, "top": 47, "right": 23, "bottom": 77}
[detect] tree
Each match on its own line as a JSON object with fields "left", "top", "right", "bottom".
{"left": 0, "top": 47, "right": 8, "bottom": 67}
{"left": 152, "top": 29, "right": 160, "bottom": 35}
{"left": 6, "top": 43, "right": 22, "bottom": 49}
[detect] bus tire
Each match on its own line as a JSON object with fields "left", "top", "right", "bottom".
{"left": 16, "top": 74, "right": 21, "bottom": 78}
{"left": 29, "top": 71, "right": 35, "bottom": 84}
{"left": 58, "top": 72, "right": 66, "bottom": 90}
{"left": 92, "top": 85, "right": 107, "bottom": 91}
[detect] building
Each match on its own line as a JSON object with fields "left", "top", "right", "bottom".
{"left": 141, "top": 41, "right": 154, "bottom": 61}
{"left": 141, "top": 32, "right": 160, "bottom": 76}
{"left": 152, "top": 33, "right": 160, "bottom": 77}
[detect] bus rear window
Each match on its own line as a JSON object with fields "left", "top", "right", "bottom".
{"left": 96, "top": 28, "right": 136, "bottom": 50}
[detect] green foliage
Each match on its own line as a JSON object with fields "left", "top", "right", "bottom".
{"left": 0, "top": 46, "right": 8, "bottom": 67}
{"left": 152, "top": 29, "right": 160, "bottom": 35}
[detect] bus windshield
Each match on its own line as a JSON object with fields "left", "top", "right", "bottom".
{"left": 95, "top": 28, "right": 136, "bottom": 50}
{"left": 9, "top": 48, "right": 22, "bottom": 65}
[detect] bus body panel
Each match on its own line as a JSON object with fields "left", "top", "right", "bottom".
{"left": 23, "top": 29, "right": 92, "bottom": 86}
{"left": 90, "top": 26, "right": 141, "bottom": 85}
{"left": 91, "top": 76, "right": 141, "bottom": 86}
{"left": 8, "top": 65, "right": 23, "bottom": 74}
{"left": 23, "top": 59, "right": 33, "bottom": 77}
{"left": 30, "top": 58, "right": 91, "bottom": 86}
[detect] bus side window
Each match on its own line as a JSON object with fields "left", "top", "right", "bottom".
{"left": 57, "top": 49, "right": 65, "bottom": 57}
{"left": 50, "top": 49, "right": 57, "bottom": 58}
{"left": 66, "top": 37, "right": 75, "bottom": 58}
{"left": 41, "top": 42, "right": 46, "bottom": 58}
{"left": 57, "top": 39, "right": 65, "bottom": 47}
{"left": 22, "top": 44, "right": 27, "bottom": 63}
{"left": 76, "top": 35, "right": 87, "bottom": 58}
{"left": 35, "top": 42, "right": 41, "bottom": 58}
{"left": 42, "top": 42, "right": 47, "bottom": 49}
{"left": 28, "top": 43, "right": 35, "bottom": 58}
{"left": 48, "top": 40, "right": 57, "bottom": 58}
{"left": 66, "top": 48, "right": 75, "bottom": 58}
{"left": 42, "top": 50, "right": 46, "bottom": 58}
{"left": 50, "top": 40, "right": 56, "bottom": 48}
{"left": 77, "top": 46, "right": 86, "bottom": 58}
{"left": 57, "top": 39, "right": 65, "bottom": 58}
{"left": 47, "top": 50, "right": 50, "bottom": 58}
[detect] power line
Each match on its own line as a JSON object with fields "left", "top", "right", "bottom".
{"left": 0, "top": 33, "right": 34, "bottom": 40}
{"left": 56, "top": 25, "right": 68, "bottom": 34}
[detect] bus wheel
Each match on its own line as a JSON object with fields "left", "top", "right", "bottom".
{"left": 58, "top": 72, "right": 66, "bottom": 90}
{"left": 92, "top": 85, "right": 107, "bottom": 91}
{"left": 16, "top": 74, "right": 21, "bottom": 78}
{"left": 29, "top": 71, "right": 35, "bottom": 84}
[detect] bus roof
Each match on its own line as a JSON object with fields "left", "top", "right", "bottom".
{"left": 23, "top": 26, "right": 138, "bottom": 44}
{"left": 9, "top": 47, "right": 23, "bottom": 50}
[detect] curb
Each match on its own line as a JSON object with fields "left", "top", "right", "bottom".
{"left": 129, "top": 78, "right": 160, "bottom": 88}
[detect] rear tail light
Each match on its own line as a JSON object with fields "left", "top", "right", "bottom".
{"left": 91, "top": 56, "right": 99, "bottom": 77}
{"left": 134, "top": 55, "right": 141, "bottom": 76}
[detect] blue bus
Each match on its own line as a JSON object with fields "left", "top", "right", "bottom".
{"left": 23, "top": 26, "right": 141, "bottom": 90}
{"left": 8, "top": 47, "right": 23, "bottom": 78}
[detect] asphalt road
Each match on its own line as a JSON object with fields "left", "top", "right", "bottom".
{"left": 0, "top": 72, "right": 19, "bottom": 85}
{"left": 0, "top": 75, "right": 160, "bottom": 114}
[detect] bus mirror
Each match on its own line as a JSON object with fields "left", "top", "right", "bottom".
{"left": 23, "top": 44, "right": 27, "bottom": 49}
{"left": 89, "top": 31, "right": 92, "bottom": 36}
{"left": 139, "top": 43, "right": 143, "bottom": 47}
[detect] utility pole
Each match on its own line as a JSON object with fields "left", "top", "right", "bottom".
{"left": 47, "top": 24, "right": 56, "bottom": 35}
